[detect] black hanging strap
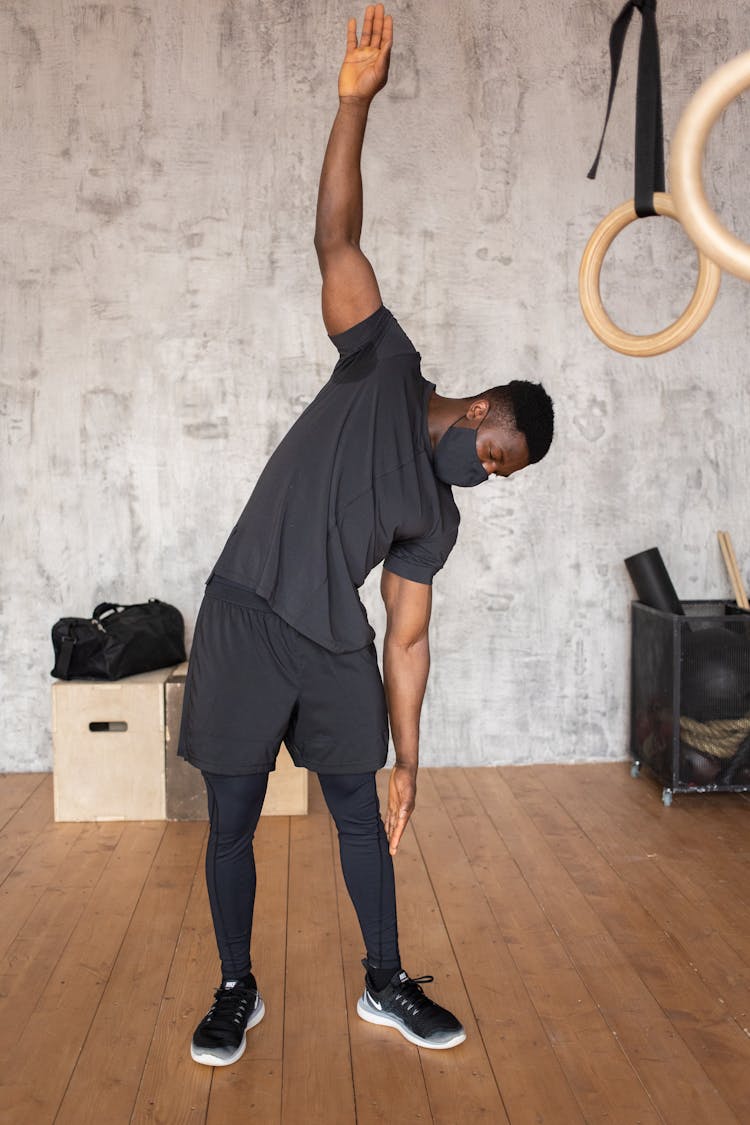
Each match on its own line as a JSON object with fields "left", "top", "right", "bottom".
{"left": 587, "top": 0, "right": 665, "bottom": 218}
{"left": 58, "top": 633, "right": 76, "bottom": 679}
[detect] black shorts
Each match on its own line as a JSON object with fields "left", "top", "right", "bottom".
{"left": 177, "top": 577, "right": 389, "bottom": 775}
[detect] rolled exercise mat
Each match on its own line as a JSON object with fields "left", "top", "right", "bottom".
{"left": 624, "top": 547, "right": 684, "bottom": 615}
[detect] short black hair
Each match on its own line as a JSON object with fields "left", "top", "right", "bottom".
{"left": 484, "top": 381, "right": 554, "bottom": 464}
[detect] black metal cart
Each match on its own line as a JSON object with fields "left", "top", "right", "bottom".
{"left": 630, "top": 600, "right": 750, "bottom": 805}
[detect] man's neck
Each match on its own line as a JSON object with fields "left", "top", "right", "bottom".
{"left": 426, "top": 392, "right": 474, "bottom": 449}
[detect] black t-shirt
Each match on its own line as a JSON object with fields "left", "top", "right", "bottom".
{"left": 211, "top": 305, "right": 460, "bottom": 652}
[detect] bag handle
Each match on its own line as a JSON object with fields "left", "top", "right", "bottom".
{"left": 92, "top": 599, "right": 164, "bottom": 621}
{"left": 92, "top": 602, "right": 125, "bottom": 620}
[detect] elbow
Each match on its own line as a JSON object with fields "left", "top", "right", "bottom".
{"left": 314, "top": 229, "right": 358, "bottom": 258}
{"left": 313, "top": 233, "right": 331, "bottom": 264}
{"left": 313, "top": 224, "right": 332, "bottom": 252}
{"left": 384, "top": 629, "right": 430, "bottom": 656}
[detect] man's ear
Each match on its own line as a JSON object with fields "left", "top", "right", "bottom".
{"left": 466, "top": 399, "right": 490, "bottom": 423}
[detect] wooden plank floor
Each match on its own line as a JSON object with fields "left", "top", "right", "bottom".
{"left": 0, "top": 765, "right": 748, "bottom": 1124}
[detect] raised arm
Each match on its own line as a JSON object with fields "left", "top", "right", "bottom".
{"left": 314, "top": 4, "right": 393, "bottom": 336}
{"left": 380, "top": 567, "right": 432, "bottom": 856}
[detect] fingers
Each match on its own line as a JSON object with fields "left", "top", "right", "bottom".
{"left": 346, "top": 16, "right": 357, "bottom": 54}
{"left": 385, "top": 765, "right": 414, "bottom": 856}
{"left": 388, "top": 809, "right": 409, "bottom": 856}
{"left": 359, "top": 4, "right": 375, "bottom": 48}
{"left": 371, "top": 3, "right": 384, "bottom": 49}
{"left": 385, "top": 805, "right": 410, "bottom": 855}
{"left": 346, "top": 5, "right": 390, "bottom": 55}
{"left": 382, "top": 13, "right": 393, "bottom": 52}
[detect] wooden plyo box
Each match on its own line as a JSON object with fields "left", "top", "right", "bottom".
{"left": 165, "top": 663, "right": 308, "bottom": 819}
{"left": 52, "top": 663, "right": 309, "bottom": 822}
{"left": 52, "top": 667, "right": 173, "bottom": 822}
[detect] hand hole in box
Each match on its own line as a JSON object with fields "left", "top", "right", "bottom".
{"left": 89, "top": 721, "right": 128, "bottom": 732}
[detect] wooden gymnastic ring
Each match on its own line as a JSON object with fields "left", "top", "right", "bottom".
{"left": 578, "top": 192, "right": 721, "bottom": 357}
{"left": 670, "top": 50, "right": 750, "bottom": 281}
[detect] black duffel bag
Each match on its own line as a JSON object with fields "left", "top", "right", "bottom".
{"left": 51, "top": 599, "right": 186, "bottom": 681}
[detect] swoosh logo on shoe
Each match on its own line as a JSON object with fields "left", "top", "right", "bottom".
{"left": 366, "top": 991, "right": 383, "bottom": 1010}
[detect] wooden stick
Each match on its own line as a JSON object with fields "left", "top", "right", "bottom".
{"left": 718, "top": 531, "right": 749, "bottom": 609}
{"left": 723, "top": 532, "right": 747, "bottom": 608}
{"left": 718, "top": 531, "right": 738, "bottom": 601}
{"left": 724, "top": 531, "right": 750, "bottom": 610}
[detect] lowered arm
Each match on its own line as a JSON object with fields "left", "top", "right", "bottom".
{"left": 380, "top": 567, "right": 432, "bottom": 855}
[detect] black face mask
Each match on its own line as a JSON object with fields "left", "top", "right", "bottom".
{"left": 432, "top": 420, "right": 489, "bottom": 488}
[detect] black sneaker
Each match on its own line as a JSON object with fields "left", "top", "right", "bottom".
{"left": 190, "top": 974, "right": 265, "bottom": 1066}
{"left": 357, "top": 963, "right": 466, "bottom": 1049}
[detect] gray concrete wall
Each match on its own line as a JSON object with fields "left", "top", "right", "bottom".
{"left": 3, "top": 0, "right": 750, "bottom": 771}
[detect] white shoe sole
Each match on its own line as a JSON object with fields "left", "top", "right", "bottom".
{"left": 357, "top": 996, "right": 466, "bottom": 1050}
{"left": 191, "top": 996, "right": 266, "bottom": 1067}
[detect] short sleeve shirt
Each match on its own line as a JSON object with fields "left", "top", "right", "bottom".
{"left": 211, "top": 306, "right": 460, "bottom": 652}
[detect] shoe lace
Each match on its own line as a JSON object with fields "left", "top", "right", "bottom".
{"left": 203, "top": 985, "right": 253, "bottom": 1033}
{"left": 394, "top": 974, "right": 435, "bottom": 1017}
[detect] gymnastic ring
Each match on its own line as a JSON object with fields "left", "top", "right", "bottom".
{"left": 578, "top": 193, "right": 721, "bottom": 357}
{"left": 670, "top": 50, "right": 750, "bottom": 281}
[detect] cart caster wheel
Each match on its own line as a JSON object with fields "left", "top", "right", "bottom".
{"left": 662, "top": 789, "right": 673, "bottom": 807}
{"left": 630, "top": 762, "right": 641, "bottom": 778}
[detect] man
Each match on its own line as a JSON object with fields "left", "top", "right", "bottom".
{"left": 178, "top": 3, "right": 554, "bottom": 1067}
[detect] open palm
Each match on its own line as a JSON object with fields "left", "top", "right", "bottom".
{"left": 339, "top": 4, "right": 393, "bottom": 102}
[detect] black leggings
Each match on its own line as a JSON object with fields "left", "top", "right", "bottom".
{"left": 202, "top": 770, "right": 400, "bottom": 980}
